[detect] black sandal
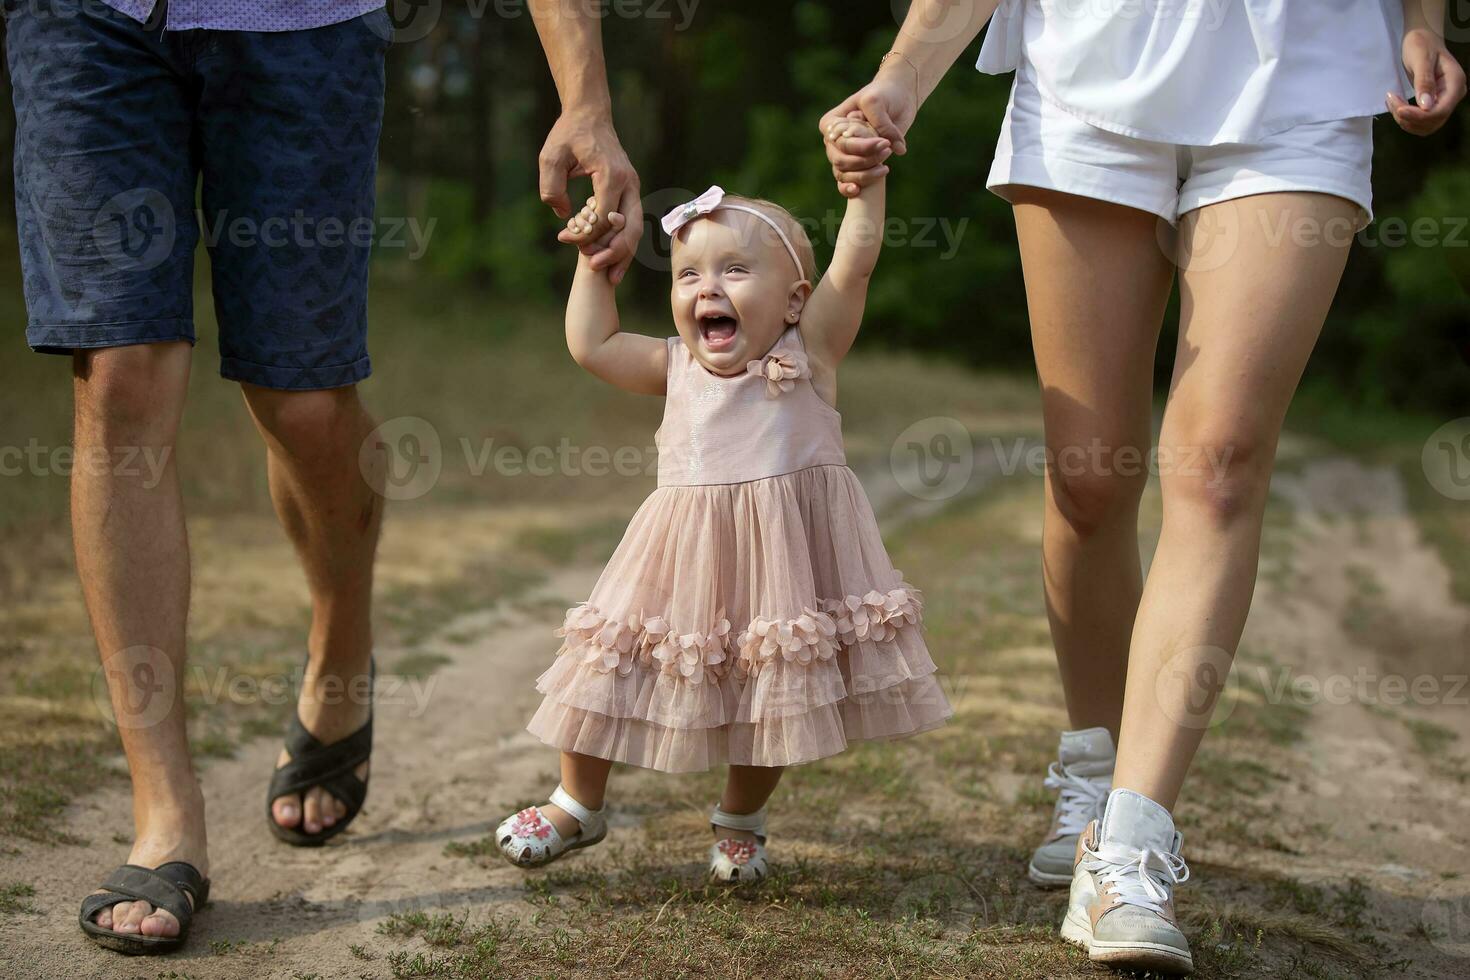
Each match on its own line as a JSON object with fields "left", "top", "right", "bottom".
{"left": 266, "top": 659, "right": 375, "bottom": 847}
{"left": 79, "top": 861, "right": 209, "bottom": 955}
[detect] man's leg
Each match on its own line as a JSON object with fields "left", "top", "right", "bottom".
{"left": 5, "top": 0, "right": 206, "bottom": 940}
{"left": 190, "top": 13, "right": 390, "bottom": 831}
{"left": 244, "top": 385, "right": 383, "bottom": 833}
{"left": 74, "top": 343, "right": 204, "bottom": 938}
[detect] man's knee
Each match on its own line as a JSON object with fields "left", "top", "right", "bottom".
{"left": 244, "top": 385, "right": 368, "bottom": 460}
{"left": 73, "top": 342, "right": 191, "bottom": 437}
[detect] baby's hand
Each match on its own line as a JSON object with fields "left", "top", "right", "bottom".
{"left": 568, "top": 196, "right": 627, "bottom": 276}
{"left": 825, "top": 111, "right": 880, "bottom": 145}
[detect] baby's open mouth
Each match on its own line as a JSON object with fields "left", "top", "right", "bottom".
{"left": 698, "top": 313, "right": 739, "bottom": 351}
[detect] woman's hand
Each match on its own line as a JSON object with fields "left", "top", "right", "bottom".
{"left": 1388, "top": 27, "right": 1467, "bottom": 135}
{"left": 819, "top": 68, "right": 919, "bottom": 197}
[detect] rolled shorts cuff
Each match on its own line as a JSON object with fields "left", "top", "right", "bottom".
{"left": 1178, "top": 167, "right": 1374, "bottom": 230}
{"left": 27, "top": 318, "right": 196, "bottom": 355}
{"left": 987, "top": 152, "right": 1178, "bottom": 223}
{"left": 220, "top": 352, "right": 373, "bottom": 391}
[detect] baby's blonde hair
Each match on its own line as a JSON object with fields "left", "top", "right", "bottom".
{"left": 708, "top": 195, "right": 819, "bottom": 283}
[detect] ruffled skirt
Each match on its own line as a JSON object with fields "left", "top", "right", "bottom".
{"left": 527, "top": 464, "right": 953, "bottom": 772}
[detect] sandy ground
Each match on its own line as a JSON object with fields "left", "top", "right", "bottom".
{"left": 2, "top": 455, "right": 1468, "bottom": 978}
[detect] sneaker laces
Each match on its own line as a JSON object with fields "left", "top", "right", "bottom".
{"left": 1043, "top": 762, "right": 1107, "bottom": 837}
{"left": 1082, "top": 840, "right": 1190, "bottom": 916}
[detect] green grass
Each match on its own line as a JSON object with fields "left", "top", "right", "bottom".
{"left": 0, "top": 881, "right": 38, "bottom": 915}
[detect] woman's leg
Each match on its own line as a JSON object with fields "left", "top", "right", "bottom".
{"left": 1112, "top": 192, "right": 1358, "bottom": 807}
{"left": 1011, "top": 188, "right": 1175, "bottom": 738}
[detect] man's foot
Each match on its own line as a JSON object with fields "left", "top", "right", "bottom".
{"left": 1030, "top": 727, "right": 1115, "bottom": 886}
{"left": 87, "top": 805, "right": 209, "bottom": 940}
{"left": 1060, "top": 789, "right": 1193, "bottom": 975}
{"left": 270, "top": 660, "right": 372, "bottom": 835}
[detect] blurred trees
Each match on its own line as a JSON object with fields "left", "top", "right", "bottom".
{"left": 1, "top": 1, "right": 1465, "bottom": 410}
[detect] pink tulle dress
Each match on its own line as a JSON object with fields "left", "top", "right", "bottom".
{"left": 527, "top": 327, "right": 953, "bottom": 772}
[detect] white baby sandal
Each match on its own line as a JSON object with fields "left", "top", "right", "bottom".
{"left": 708, "top": 805, "right": 769, "bottom": 884}
{"left": 495, "top": 784, "right": 607, "bottom": 868}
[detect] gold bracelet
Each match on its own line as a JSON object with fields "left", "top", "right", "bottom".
{"left": 879, "top": 50, "right": 921, "bottom": 85}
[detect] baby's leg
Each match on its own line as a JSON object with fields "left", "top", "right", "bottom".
{"left": 718, "top": 765, "right": 784, "bottom": 842}
{"left": 542, "top": 751, "right": 613, "bottom": 837}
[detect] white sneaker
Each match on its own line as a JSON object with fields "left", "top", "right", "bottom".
{"left": 495, "top": 784, "right": 607, "bottom": 868}
{"left": 1028, "top": 727, "right": 1114, "bottom": 886}
{"left": 709, "top": 805, "right": 769, "bottom": 884}
{"left": 1060, "top": 788, "right": 1193, "bottom": 975}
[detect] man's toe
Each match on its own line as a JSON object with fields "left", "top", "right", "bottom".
{"left": 273, "top": 793, "right": 302, "bottom": 828}
{"left": 139, "top": 908, "right": 181, "bottom": 938}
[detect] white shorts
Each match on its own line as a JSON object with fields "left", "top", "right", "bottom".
{"left": 987, "top": 66, "right": 1375, "bottom": 227}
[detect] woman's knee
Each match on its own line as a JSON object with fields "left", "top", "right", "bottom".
{"left": 1046, "top": 450, "right": 1149, "bottom": 536}
{"left": 1158, "top": 429, "right": 1274, "bottom": 525}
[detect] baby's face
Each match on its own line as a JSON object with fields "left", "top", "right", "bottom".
{"left": 670, "top": 210, "right": 807, "bottom": 376}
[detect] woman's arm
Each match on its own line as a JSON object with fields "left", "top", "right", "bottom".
{"left": 1391, "top": 0, "right": 1466, "bottom": 135}
{"left": 819, "top": 0, "right": 1003, "bottom": 196}
{"left": 565, "top": 215, "right": 667, "bottom": 396}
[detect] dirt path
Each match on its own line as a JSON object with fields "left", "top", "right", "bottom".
{"left": 4, "top": 452, "right": 1468, "bottom": 978}
{"left": 1243, "top": 456, "right": 1470, "bottom": 975}
{"left": 4, "top": 564, "right": 602, "bottom": 980}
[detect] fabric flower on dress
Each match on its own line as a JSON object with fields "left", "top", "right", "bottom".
{"left": 823, "top": 587, "right": 923, "bottom": 648}
{"left": 746, "top": 348, "right": 811, "bottom": 398}
{"left": 650, "top": 616, "right": 731, "bottom": 684}
{"left": 556, "top": 603, "right": 639, "bottom": 675}
{"left": 736, "top": 606, "right": 839, "bottom": 675}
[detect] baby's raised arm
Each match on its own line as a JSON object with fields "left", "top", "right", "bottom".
{"left": 565, "top": 199, "right": 668, "bottom": 395}
{"left": 801, "top": 116, "right": 888, "bottom": 371}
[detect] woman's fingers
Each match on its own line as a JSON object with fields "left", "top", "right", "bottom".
{"left": 832, "top": 164, "right": 891, "bottom": 186}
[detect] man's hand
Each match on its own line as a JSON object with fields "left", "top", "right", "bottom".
{"left": 539, "top": 109, "right": 643, "bottom": 284}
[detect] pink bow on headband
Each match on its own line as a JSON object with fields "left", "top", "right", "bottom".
{"left": 660, "top": 185, "right": 727, "bottom": 237}
{"left": 659, "top": 185, "right": 806, "bottom": 278}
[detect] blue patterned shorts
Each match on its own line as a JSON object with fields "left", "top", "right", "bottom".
{"left": 5, "top": 0, "right": 390, "bottom": 390}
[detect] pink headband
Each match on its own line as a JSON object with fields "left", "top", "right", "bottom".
{"left": 660, "top": 185, "right": 805, "bottom": 278}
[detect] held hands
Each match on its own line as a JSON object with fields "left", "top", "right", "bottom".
{"left": 539, "top": 110, "right": 643, "bottom": 283}
{"left": 825, "top": 113, "right": 891, "bottom": 192}
{"left": 819, "top": 65, "right": 918, "bottom": 197}
{"left": 1388, "top": 27, "right": 1466, "bottom": 135}
{"left": 567, "top": 196, "right": 626, "bottom": 269}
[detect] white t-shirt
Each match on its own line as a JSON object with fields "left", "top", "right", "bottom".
{"left": 977, "top": 0, "right": 1412, "bottom": 145}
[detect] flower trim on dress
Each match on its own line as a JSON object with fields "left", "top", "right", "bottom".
{"left": 555, "top": 587, "right": 923, "bottom": 679}
{"left": 745, "top": 348, "right": 811, "bottom": 398}
{"left": 819, "top": 587, "right": 923, "bottom": 648}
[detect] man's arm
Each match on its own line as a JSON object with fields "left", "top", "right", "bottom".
{"left": 529, "top": 0, "right": 644, "bottom": 283}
